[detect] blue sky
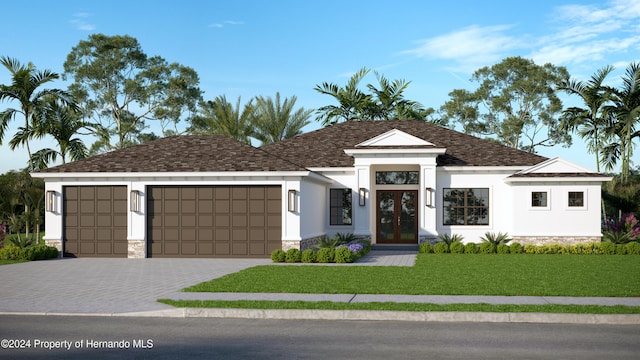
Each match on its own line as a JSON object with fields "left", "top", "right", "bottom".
{"left": 1, "top": 0, "right": 639, "bottom": 173}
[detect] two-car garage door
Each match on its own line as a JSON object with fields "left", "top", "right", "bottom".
{"left": 147, "top": 186, "right": 282, "bottom": 258}
{"left": 63, "top": 185, "right": 282, "bottom": 258}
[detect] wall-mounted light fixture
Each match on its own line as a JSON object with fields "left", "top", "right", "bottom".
{"left": 45, "top": 190, "right": 56, "bottom": 212}
{"left": 425, "top": 187, "right": 432, "bottom": 207}
{"left": 359, "top": 187, "right": 366, "bottom": 206}
{"left": 130, "top": 190, "right": 141, "bottom": 213}
{"left": 288, "top": 189, "right": 297, "bottom": 212}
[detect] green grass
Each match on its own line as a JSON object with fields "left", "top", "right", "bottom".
{"left": 184, "top": 254, "right": 640, "bottom": 297}
{"left": 157, "top": 299, "right": 640, "bottom": 314}
{"left": 0, "top": 259, "right": 26, "bottom": 266}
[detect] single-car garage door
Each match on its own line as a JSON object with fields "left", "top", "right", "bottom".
{"left": 147, "top": 186, "right": 281, "bottom": 258}
{"left": 63, "top": 186, "right": 128, "bottom": 257}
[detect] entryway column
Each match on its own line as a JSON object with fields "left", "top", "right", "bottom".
{"left": 420, "top": 163, "right": 438, "bottom": 241}
{"left": 354, "top": 165, "right": 371, "bottom": 237}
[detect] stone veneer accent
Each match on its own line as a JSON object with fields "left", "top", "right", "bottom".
{"left": 128, "top": 239, "right": 146, "bottom": 259}
{"left": 511, "top": 236, "right": 601, "bottom": 246}
{"left": 419, "top": 235, "right": 439, "bottom": 245}
{"left": 44, "top": 239, "right": 63, "bottom": 258}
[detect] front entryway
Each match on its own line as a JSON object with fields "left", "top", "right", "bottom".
{"left": 377, "top": 190, "right": 418, "bottom": 244}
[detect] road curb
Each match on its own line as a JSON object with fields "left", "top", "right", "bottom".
{"left": 2, "top": 309, "right": 640, "bottom": 324}
{"left": 183, "top": 308, "right": 640, "bottom": 324}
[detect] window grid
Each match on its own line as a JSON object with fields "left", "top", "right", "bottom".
{"left": 330, "top": 189, "right": 352, "bottom": 225}
{"left": 443, "top": 188, "right": 489, "bottom": 226}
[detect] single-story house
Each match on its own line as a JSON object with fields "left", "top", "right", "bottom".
{"left": 33, "top": 120, "right": 611, "bottom": 258}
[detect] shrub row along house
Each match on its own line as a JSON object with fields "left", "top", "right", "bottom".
{"left": 32, "top": 120, "right": 611, "bottom": 258}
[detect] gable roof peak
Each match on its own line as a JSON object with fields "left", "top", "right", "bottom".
{"left": 355, "top": 128, "right": 435, "bottom": 147}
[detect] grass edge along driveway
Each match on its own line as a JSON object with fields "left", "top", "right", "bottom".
{"left": 183, "top": 254, "right": 640, "bottom": 297}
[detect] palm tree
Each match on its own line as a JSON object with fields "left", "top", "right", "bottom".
{"left": 29, "top": 101, "right": 89, "bottom": 169}
{"left": 0, "top": 57, "right": 74, "bottom": 170}
{"left": 558, "top": 65, "right": 614, "bottom": 173}
{"left": 314, "top": 67, "right": 374, "bottom": 126}
{"left": 367, "top": 71, "right": 428, "bottom": 120}
{"left": 251, "top": 93, "right": 313, "bottom": 144}
{"left": 601, "top": 62, "right": 640, "bottom": 182}
{"left": 188, "top": 95, "right": 255, "bottom": 144}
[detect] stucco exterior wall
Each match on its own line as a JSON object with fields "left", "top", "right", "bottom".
{"left": 510, "top": 182, "right": 603, "bottom": 238}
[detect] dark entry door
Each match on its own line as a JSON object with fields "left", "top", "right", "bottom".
{"left": 377, "top": 190, "right": 418, "bottom": 244}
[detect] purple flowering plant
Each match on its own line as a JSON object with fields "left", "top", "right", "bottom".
{"left": 603, "top": 213, "right": 640, "bottom": 243}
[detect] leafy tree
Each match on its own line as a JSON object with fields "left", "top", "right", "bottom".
{"left": 601, "top": 62, "right": 640, "bottom": 182}
{"left": 63, "top": 34, "right": 202, "bottom": 153}
{"left": 29, "top": 100, "right": 89, "bottom": 169}
{"left": 0, "top": 57, "right": 75, "bottom": 170}
{"left": 251, "top": 92, "right": 313, "bottom": 144}
{"left": 558, "top": 66, "right": 614, "bottom": 173}
{"left": 0, "top": 170, "right": 44, "bottom": 243}
{"left": 441, "top": 57, "right": 571, "bottom": 152}
{"left": 314, "top": 67, "right": 433, "bottom": 126}
{"left": 188, "top": 95, "right": 255, "bottom": 144}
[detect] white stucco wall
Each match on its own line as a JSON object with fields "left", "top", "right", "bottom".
{"left": 318, "top": 171, "right": 357, "bottom": 238}
{"left": 435, "top": 169, "right": 517, "bottom": 243}
{"left": 299, "top": 178, "right": 327, "bottom": 239}
{"left": 510, "top": 182, "right": 603, "bottom": 237}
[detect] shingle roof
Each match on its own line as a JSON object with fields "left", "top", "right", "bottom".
{"left": 261, "top": 120, "right": 548, "bottom": 167}
{"left": 36, "top": 135, "right": 307, "bottom": 173}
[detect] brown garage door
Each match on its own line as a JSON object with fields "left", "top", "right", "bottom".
{"left": 147, "top": 186, "right": 281, "bottom": 258}
{"left": 63, "top": 186, "right": 128, "bottom": 257}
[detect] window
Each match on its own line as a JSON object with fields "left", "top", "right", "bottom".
{"left": 443, "top": 188, "right": 489, "bottom": 225}
{"left": 568, "top": 191, "right": 584, "bottom": 207}
{"left": 330, "top": 189, "right": 352, "bottom": 225}
{"left": 375, "top": 171, "right": 419, "bottom": 185}
{"left": 531, "top": 191, "right": 548, "bottom": 207}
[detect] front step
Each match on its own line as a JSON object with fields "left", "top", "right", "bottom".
{"left": 371, "top": 244, "right": 419, "bottom": 251}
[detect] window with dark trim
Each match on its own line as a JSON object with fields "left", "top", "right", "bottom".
{"left": 568, "top": 191, "right": 584, "bottom": 207}
{"left": 375, "top": 171, "right": 419, "bottom": 185}
{"left": 531, "top": 191, "right": 548, "bottom": 207}
{"left": 330, "top": 189, "right": 352, "bottom": 225}
{"left": 443, "top": 188, "right": 489, "bottom": 225}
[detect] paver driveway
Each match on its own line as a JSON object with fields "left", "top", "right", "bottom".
{"left": 0, "top": 258, "right": 269, "bottom": 314}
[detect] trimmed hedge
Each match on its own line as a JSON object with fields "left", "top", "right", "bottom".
{"left": 271, "top": 239, "right": 371, "bottom": 263}
{"left": 0, "top": 244, "right": 58, "bottom": 261}
{"left": 420, "top": 242, "right": 640, "bottom": 255}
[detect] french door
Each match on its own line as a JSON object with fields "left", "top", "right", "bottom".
{"left": 377, "top": 190, "right": 418, "bottom": 244}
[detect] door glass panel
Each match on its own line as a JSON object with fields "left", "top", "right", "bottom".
{"left": 378, "top": 192, "right": 395, "bottom": 241}
{"left": 399, "top": 192, "right": 416, "bottom": 241}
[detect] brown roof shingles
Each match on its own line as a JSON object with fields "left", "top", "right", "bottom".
{"left": 261, "top": 120, "right": 547, "bottom": 167}
{"left": 37, "top": 135, "right": 307, "bottom": 173}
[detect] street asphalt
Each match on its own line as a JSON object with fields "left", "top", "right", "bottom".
{"left": 1, "top": 250, "right": 639, "bottom": 324}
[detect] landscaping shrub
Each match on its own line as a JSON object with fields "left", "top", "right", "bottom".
{"left": 524, "top": 244, "right": 537, "bottom": 254}
{"left": 449, "top": 241, "right": 464, "bottom": 254}
{"left": 463, "top": 242, "right": 478, "bottom": 254}
{"left": 270, "top": 249, "right": 285, "bottom": 263}
{"left": 616, "top": 244, "right": 627, "bottom": 255}
{"left": 602, "top": 213, "right": 640, "bottom": 243}
{"left": 316, "top": 248, "right": 334, "bottom": 263}
{"left": 600, "top": 241, "right": 616, "bottom": 255}
{"left": 478, "top": 242, "right": 496, "bottom": 254}
{"left": 0, "top": 244, "right": 58, "bottom": 261}
{"left": 334, "top": 247, "right": 353, "bottom": 263}
{"left": 480, "top": 232, "right": 512, "bottom": 245}
{"left": 509, "top": 242, "right": 523, "bottom": 254}
{"left": 438, "top": 233, "right": 464, "bottom": 246}
{"left": 285, "top": 248, "right": 301, "bottom": 263}
{"left": 626, "top": 242, "right": 640, "bottom": 255}
{"left": 433, "top": 242, "right": 450, "bottom": 254}
{"left": 496, "top": 243, "right": 510, "bottom": 254}
{"left": 418, "top": 243, "right": 433, "bottom": 254}
{"left": 301, "top": 249, "right": 316, "bottom": 263}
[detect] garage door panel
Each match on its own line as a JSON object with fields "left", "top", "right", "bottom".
{"left": 147, "top": 185, "right": 281, "bottom": 258}
{"left": 63, "top": 186, "right": 127, "bottom": 258}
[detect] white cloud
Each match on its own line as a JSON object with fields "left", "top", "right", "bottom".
{"left": 402, "top": 25, "right": 522, "bottom": 72}
{"left": 209, "top": 20, "right": 244, "bottom": 28}
{"left": 70, "top": 13, "right": 95, "bottom": 31}
{"left": 403, "top": 0, "right": 640, "bottom": 74}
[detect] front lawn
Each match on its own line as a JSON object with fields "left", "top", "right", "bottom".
{"left": 184, "top": 254, "right": 640, "bottom": 297}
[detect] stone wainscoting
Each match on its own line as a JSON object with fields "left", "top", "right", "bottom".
{"left": 128, "top": 239, "right": 146, "bottom": 259}
{"left": 44, "top": 238, "right": 63, "bottom": 257}
{"left": 511, "top": 236, "right": 601, "bottom": 246}
{"left": 419, "top": 236, "right": 439, "bottom": 245}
